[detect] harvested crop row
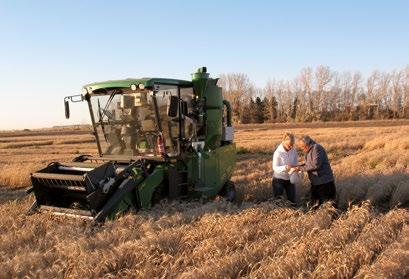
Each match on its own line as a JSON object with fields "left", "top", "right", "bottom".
{"left": 311, "top": 208, "right": 409, "bottom": 278}
{"left": 176, "top": 206, "right": 302, "bottom": 278}
{"left": 354, "top": 225, "right": 409, "bottom": 278}
{"left": 0, "top": 200, "right": 288, "bottom": 278}
{"left": 54, "top": 138, "right": 95, "bottom": 145}
{"left": 179, "top": 204, "right": 335, "bottom": 278}
{"left": 0, "top": 140, "right": 54, "bottom": 149}
{"left": 70, "top": 203, "right": 301, "bottom": 278}
{"left": 247, "top": 203, "right": 375, "bottom": 278}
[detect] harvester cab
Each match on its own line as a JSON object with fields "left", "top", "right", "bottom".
{"left": 28, "top": 67, "right": 236, "bottom": 221}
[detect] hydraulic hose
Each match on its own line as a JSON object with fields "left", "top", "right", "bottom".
{"left": 223, "top": 100, "right": 232, "bottom": 127}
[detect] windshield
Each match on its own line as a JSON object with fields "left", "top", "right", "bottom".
{"left": 89, "top": 85, "right": 184, "bottom": 157}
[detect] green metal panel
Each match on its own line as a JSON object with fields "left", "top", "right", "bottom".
{"left": 218, "top": 144, "right": 236, "bottom": 184}
{"left": 187, "top": 143, "right": 236, "bottom": 198}
{"left": 84, "top": 78, "right": 192, "bottom": 92}
{"left": 191, "top": 67, "right": 223, "bottom": 150}
{"left": 205, "top": 109, "right": 223, "bottom": 150}
{"left": 135, "top": 165, "right": 166, "bottom": 209}
{"left": 106, "top": 191, "right": 137, "bottom": 220}
{"left": 202, "top": 150, "right": 220, "bottom": 198}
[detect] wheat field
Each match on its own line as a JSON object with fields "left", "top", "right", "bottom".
{"left": 0, "top": 121, "right": 409, "bottom": 278}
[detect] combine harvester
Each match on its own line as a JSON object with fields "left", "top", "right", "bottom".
{"left": 28, "top": 67, "right": 236, "bottom": 221}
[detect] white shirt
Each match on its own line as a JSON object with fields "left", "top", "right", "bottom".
{"left": 272, "top": 143, "right": 298, "bottom": 180}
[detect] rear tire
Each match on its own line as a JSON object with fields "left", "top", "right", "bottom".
{"left": 220, "top": 180, "right": 236, "bottom": 202}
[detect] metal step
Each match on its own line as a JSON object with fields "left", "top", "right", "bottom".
{"left": 194, "top": 186, "right": 215, "bottom": 192}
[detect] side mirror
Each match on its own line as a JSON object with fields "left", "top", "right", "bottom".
{"left": 63, "top": 94, "right": 84, "bottom": 120}
{"left": 167, "top": 95, "right": 179, "bottom": 117}
{"left": 64, "top": 100, "right": 70, "bottom": 119}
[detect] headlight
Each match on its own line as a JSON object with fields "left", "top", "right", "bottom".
{"left": 82, "top": 88, "right": 88, "bottom": 94}
{"left": 139, "top": 83, "right": 145, "bottom": 90}
{"left": 130, "top": 84, "right": 137, "bottom": 91}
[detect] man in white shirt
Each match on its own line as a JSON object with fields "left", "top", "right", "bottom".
{"left": 272, "top": 132, "right": 298, "bottom": 204}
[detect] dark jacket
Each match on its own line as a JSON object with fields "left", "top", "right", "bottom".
{"left": 301, "top": 141, "right": 334, "bottom": 186}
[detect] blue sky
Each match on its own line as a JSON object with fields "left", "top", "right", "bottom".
{"left": 1, "top": 0, "right": 408, "bottom": 129}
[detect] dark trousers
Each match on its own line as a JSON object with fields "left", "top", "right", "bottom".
{"left": 311, "top": 181, "right": 336, "bottom": 206}
{"left": 272, "top": 178, "right": 296, "bottom": 203}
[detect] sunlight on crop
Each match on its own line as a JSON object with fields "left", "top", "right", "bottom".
{"left": 0, "top": 121, "right": 408, "bottom": 278}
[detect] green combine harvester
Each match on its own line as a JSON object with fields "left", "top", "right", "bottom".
{"left": 28, "top": 67, "right": 236, "bottom": 221}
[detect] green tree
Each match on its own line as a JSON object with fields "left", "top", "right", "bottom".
{"left": 252, "top": 97, "right": 265, "bottom": 123}
{"left": 240, "top": 99, "right": 252, "bottom": 124}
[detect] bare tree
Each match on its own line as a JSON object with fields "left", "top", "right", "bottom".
{"left": 282, "top": 80, "right": 294, "bottom": 122}
{"left": 297, "top": 67, "right": 313, "bottom": 121}
{"left": 351, "top": 72, "right": 362, "bottom": 119}
{"left": 366, "top": 71, "right": 380, "bottom": 119}
{"left": 377, "top": 72, "right": 391, "bottom": 118}
{"left": 219, "top": 65, "right": 409, "bottom": 124}
{"left": 330, "top": 72, "right": 342, "bottom": 120}
{"left": 340, "top": 72, "right": 352, "bottom": 117}
{"left": 277, "top": 80, "right": 289, "bottom": 121}
{"left": 391, "top": 70, "right": 403, "bottom": 118}
{"left": 219, "top": 73, "right": 253, "bottom": 123}
{"left": 403, "top": 66, "right": 409, "bottom": 118}
{"left": 315, "top": 65, "right": 333, "bottom": 117}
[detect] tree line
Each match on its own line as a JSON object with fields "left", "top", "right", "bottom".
{"left": 218, "top": 65, "right": 409, "bottom": 123}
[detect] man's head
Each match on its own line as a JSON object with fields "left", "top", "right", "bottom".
{"left": 282, "top": 132, "right": 295, "bottom": 151}
{"left": 297, "top": 135, "right": 313, "bottom": 152}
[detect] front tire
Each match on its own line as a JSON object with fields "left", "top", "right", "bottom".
{"left": 151, "top": 185, "right": 165, "bottom": 207}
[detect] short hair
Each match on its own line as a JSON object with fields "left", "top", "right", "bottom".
{"left": 299, "top": 135, "right": 313, "bottom": 146}
{"left": 282, "top": 132, "right": 295, "bottom": 144}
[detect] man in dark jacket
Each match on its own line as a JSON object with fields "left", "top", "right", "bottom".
{"left": 296, "top": 135, "right": 336, "bottom": 207}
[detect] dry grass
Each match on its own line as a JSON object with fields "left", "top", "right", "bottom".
{"left": 0, "top": 127, "right": 95, "bottom": 188}
{"left": 0, "top": 121, "right": 408, "bottom": 278}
